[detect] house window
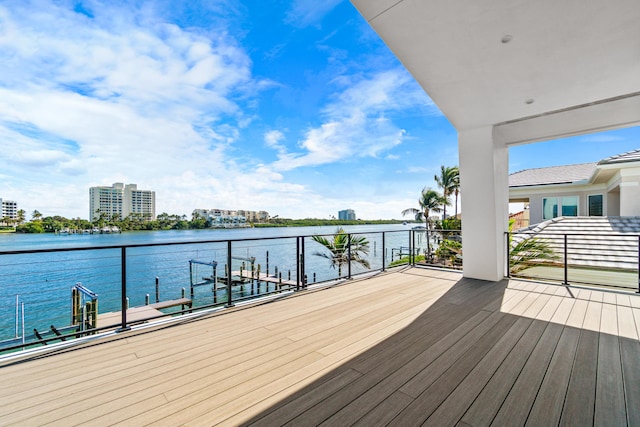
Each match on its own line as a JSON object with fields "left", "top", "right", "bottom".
{"left": 588, "top": 194, "right": 603, "bottom": 216}
{"left": 561, "top": 196, "right": 578, "bottom": 216}
{"left": 543, "top": 197, "right": 558, "bottom": 220}
{"left": 543, "top": 196, "right": 579, "bottom": 220}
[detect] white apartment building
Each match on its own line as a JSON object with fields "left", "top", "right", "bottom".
{"left": 90, "top": 183, "right": 156, "bottom": 222}
{"left": 0, "top": 198, "right": 18, "bottom": 220}
{"left": 194, "top": 208, "right": 269, "bottom": 227}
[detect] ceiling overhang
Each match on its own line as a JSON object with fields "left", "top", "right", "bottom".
{"left": 350, "top": 0, "right": 640, "bottom": 144}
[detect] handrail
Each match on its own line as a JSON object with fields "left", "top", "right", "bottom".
{"left": 0, "top": 229, "right": 420, "bottom": 353}
{"left": 505, "top": 231, "right": 640, "bottom": 292}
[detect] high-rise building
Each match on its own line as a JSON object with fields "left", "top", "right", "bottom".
{"left": 0, "top": 198, "right": 18, "bottom": 220}
{"left": 90, "top": 183, "right": 155, "bottom": 222}
{"left": 338, "top": 209, "right": 356, "bottom": 220}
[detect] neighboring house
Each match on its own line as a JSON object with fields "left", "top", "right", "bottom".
{"left": 509, "top": 207, "right": 530, "bottom": 230}
{"left": 509, "top": 149, "right": 640, "bottom": 226}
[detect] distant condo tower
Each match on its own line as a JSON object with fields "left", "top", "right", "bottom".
{"left": 338, "top": 209, "right": 356, "bottom": 220}
{"left": 0, "top": 197, "right": 18, "bottom": 222}
{"left": 0, "top": 198, "right": 18, "bottom": 220}
{"left": 89, "top": 183, "right": 156, "bottom": 222}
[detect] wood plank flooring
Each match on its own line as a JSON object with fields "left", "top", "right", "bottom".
{"left": 1, "top": 267, "right": 639, "bottom": 426}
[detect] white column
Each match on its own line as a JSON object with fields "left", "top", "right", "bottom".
{"left": 459, "top": 126, "right": 509, "bottom": 282}
{"left": 619, "top": 168, "right": 640, "bottom": 216}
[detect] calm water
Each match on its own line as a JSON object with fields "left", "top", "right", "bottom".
{"left": 0, "top": 225, "right": 420, "bottom": 343}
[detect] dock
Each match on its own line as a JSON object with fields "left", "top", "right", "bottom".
{"left": 97, "top": 298, "right": 192, "bottom": 327}
{"left": 229, "top": 270, "right": 298, "bottom": 288}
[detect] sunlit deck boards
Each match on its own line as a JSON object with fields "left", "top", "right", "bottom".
{"left": 1, "top": 268, "right": 640, "bottom": 426}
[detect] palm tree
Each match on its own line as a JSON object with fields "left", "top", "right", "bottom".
{"left": 402, "top": 187, "right": 445, "bottom": 257}
{"left": 434, "top": 165, "right": 457, "bottom": 219}
{"left": 31, "top": 210, "right": 43, "bottom": 221}
{"left": 450, "top": 166, "right": 460, "bottom": 218}
{"left": 312, "top": 228, "right": 370, "bottom": 277}
{"left": 402, "top": 187, "right": 444, "bottom": 231}
{"left": 508, "top": 219, "right": 559, "bottom": 274}
{"left": 17, "top": 209, "right": 26, "bottom": 225}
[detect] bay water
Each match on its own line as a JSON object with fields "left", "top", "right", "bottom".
{"left": 0, "top": 224, "right": 419, "bottom": 343}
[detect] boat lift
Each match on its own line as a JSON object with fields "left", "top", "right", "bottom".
{"left": 71, "top": 282, "right": 98, "bottom": 332}
{"left": 189, "top": 259, "right": 219, "bottom": 299}
{"left": 189, "top": 256, "right": 260, "bottom": 303}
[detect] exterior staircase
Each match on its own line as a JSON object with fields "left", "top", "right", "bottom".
{"left": 512, "top": 216, "right": 640, "bottom": 271}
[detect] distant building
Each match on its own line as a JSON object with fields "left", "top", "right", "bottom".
{"left": 0, "top": 198, "right": 18, "bottom": 220}
{"left": 90, "top": 183, "right": 156, "bottom": 222}
{"left": 338, "top": 209, "right": 356, "bottom": 220}
{"left": 194, "top": 208, "right": 269, "bottom": 227}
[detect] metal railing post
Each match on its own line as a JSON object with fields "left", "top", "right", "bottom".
{"left": 301, "top": 237, "right": 306, "bottom": 289}
{"left": 563, "top": 234, "right": 568, "bottom": 285}
{"left": 409, "top": 230, "right": 413, "bottom": 266}
{"left": 637, "top": 235, "right": 640, "bottom": 294}
{"left": 296, "top": 237, "right": 301, "bottom": 290}
{"left": 347, "top": 234, "right": 352, "bottom": 279}
{"left": 116, "top": 247, "right": 130, "bottom": 332}
{"left": 506, "top": 232, "right": 511, "bottom": 278}
{"left": 226, "top": 240, "right": 234, "bottom": 307}
{"left": 382, "top": 232, "right": 386, "bottom": 271}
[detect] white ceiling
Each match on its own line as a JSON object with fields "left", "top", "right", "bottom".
{"left": 350, "top": 0, "right": 640, "bottom": 140}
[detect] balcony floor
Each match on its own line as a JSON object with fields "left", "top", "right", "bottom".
{"left": 1, "top": 267, "right": 640, "bottom": 426}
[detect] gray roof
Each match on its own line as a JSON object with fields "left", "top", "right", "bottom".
{"left": 509, "top": 162, "right": 597, "bottom": 187}
{"left": 598, "top": 148, "right": 640, "bottom": 165}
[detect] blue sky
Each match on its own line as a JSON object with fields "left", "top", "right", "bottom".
{"left": 0, "top": 0, "right": 638, "bottom": 220}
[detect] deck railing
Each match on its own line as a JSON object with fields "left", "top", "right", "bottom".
{"left": 0, "top": 228, "right": 452, "bottom": 353}
{"left": 506, "top": 231, "right": 640, "bottom": 291}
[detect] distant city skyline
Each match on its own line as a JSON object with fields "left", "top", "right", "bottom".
{"left": 1, "top": 1, "right": 638, "bottom": 220}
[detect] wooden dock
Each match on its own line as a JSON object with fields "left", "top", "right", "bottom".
{"left": 229, "top": 270, "right": 298, "bottom": 288}
{"left": 97, "top": 298, "right": 192, "bottom": 327}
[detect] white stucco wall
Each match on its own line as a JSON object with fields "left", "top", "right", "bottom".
{"left": 619, "top": 168, "right": 640, "bottom": 216}
{"left": 459, "top": 127, "right": 508, "bottom": 282}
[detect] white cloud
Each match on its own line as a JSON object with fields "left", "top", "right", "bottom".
{"left": 285, "top": 0, "right": 343, "bottom": 28}
{"left": 0, "top": 1, "right": 265, "bottom": 218}
{"left": 270, "top": 69, "right": 435, "bottom": 171}
{"left": 264, "top": 130, "right": 287, "bottom": 154}
{"left": 0, "top": 1, "right": 448, "bottom": 221}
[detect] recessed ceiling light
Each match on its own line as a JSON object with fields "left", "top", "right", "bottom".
{"left": 501, "top": 35, "right": 512, "bottom": 44}
{"left": 525, "top": 98, "right": 534, "bottom": 104}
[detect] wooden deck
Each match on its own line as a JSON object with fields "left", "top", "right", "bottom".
{"left": 1, "top": 267, "right": 640, "bottom": 426}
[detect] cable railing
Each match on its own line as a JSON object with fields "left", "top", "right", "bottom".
{"left": 0, "top": 228, "right": 439, "bottom": 354}
{"left": 506, "top": 231, "right": 640, "bottom": 291}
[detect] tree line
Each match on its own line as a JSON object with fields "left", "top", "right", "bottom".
{"left": 2, "top": 210, "right": 409, "bottom": 234}
{"left": 3, "top": 210, "right": 212, "bottom": 233}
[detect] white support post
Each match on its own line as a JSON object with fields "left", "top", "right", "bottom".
{"left": 619, "top": 169, "right": 640, "bottom": 216}
{"left": 458, "top": 126, "right": 509, "bottom": 282}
